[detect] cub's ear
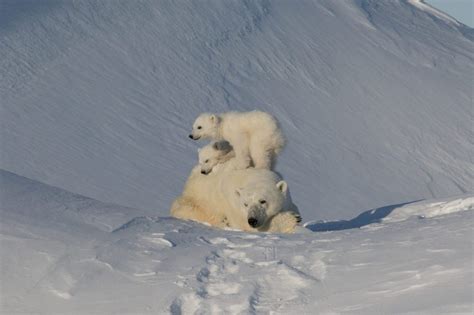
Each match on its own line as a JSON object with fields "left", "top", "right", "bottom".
{"left": 210, "top": 114, "right": 220, "bottom": 123}
{"left": 212, "top": 142, "right": 220, "bottom": 150}
{"left": 276, "top": 180, "right": 288, "bottom": 194}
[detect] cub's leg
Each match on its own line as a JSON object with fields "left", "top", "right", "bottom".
{"left": 232, "top": 135, "right": 252, "bottom": 169}
{"left": 249, "top": 136, "right": 273, "bottom": 170}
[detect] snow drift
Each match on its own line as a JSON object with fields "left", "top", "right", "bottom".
{"left": 1, "top": 0, "right": 473, "bottom": 221}
{"left": 1, "top": 0, "right": 473, "bottom": 312}
{"left": 1, "top": 170, "right": 473, "bottom": 313}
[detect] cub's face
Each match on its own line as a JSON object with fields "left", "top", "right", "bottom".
{"left": 198, "top": 141, "right": 232, "bottom": 175}
{"left": 235, "top": 180, "right": 288, "bottom": 229}
{"left": 189, "top": 113, "right": 219, "bottom": 141}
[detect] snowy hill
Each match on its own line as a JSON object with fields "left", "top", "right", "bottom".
{"left": 1, "top": 170, "right": 473, "bottom": 313}
{"left": 1, "top": 0, "right": 473, "bottom": 221}
{"left": 1, "top": 0, "right": 473, "bottom": 312}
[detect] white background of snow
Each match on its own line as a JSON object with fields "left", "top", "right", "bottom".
{"left": 1, "top": 0, "right": 473, "bottom": 313}
{"left": 1, "top": 170, "right": 473, "bottom": 314}
{"left": 1, "top": 0, "right": 473, "bottom": 221}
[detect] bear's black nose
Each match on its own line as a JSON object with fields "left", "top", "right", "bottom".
{"left": 201, "top": 170, "right": 206, "bottom": 174}
{"left": 248, "top": 217, "right": 258, "bottom": 227}
{"left": 189, "top": 134, "right": 194, "bottom": 139}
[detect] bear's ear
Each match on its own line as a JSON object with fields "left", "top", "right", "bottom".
{"left": 209, "top": 114, "right": 219, "bottom": 122}
{"left": 212, "top": 142, "right": 219, "bottom": 150}
{"left": 276, "top": 181, "right": 288, "bottom": 195}
{"left": 235, "top": 189, "right": 241, "bottom": 197}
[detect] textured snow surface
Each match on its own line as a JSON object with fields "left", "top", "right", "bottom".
{"left": 1, "top": 0, "right": 473, "bottom": 221}
{"left": 1, "top": 170, "right": 473, "bottom": 314}
{"left": 1, "top": 0, "right": 473, "bottom": 313}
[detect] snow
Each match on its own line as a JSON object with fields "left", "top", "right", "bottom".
{"left": 1, "top": 0, "right": 473, "bottom": 313}
{"left": 408, "top": 0, "right": 462, "bottom": 26}
{"left": 1, "top": 170, "right": 473, "bottom": 313}
{"left": 382, "top": 195, "right": 474, "bottom": 223}
{"left": 1, "top": 0, "right": 473, "bottom": 221}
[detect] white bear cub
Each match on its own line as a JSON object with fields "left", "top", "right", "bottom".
{"left": 198, "top": 141, "right": 235, "bottom": 175}
{"left": 189, "top": 111, "right": 285, "bottom": 170}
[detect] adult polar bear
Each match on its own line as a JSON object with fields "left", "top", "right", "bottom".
{"left": 189, "top": 111, "right": 285, "bottom": 170}
{"left": 170, "top": 144, "right": 300, "bottom": 232}
{"left": 226, "top": 169, "right": 301, "bottom": 231}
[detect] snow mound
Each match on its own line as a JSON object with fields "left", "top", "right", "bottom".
{"left": 407, "top": 0, "right": 462, "bottom": 26}
{"left": 383, "top": 195, "right": 474, "bottom": 223}
{"left": 1, "top": 171, "right": 473, "bottom": 313}
{"left": 0, "top": 169, "right": 143, "bottom": 232}
{"left": 1, "top": 0, "right": 473, "bottom": 222}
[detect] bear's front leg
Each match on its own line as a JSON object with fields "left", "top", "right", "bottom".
{"left": 265, "top": 211, "right": 301, "bottom": 233}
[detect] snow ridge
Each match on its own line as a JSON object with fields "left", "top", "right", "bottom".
{"left": 1, "top": 171, "right": 473, "bottom": 313}
{"left": 1, "top": 0, "right": 473, "bottom": 221}
{"left": 407, "top": 0, "right": 462, "bottom": 26}
{"left": 1, "top": 0, "right": 473, "bottom": 312}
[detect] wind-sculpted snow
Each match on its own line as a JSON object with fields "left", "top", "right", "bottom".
{"left": 1, "top": 0, "right": 473, "bottom": 312}
{"left": 1, "top": 0, "right": 473, "bottom": 221}
{"left": 1, "top": 171, "right": 473, "bottom": 313}
{"left": 382, "top": 195, "right": 474, "bottom": 223}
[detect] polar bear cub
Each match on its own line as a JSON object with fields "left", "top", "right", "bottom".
{"left": 198, "top": 141, "right": 235, "bottom": 175}
{"left": 189, "top": 111, "right": 285, "bottom": 170}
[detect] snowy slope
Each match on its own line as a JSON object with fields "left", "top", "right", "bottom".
{"left": 1, "top": 0, "right": 473, "bottom": 221}
{"left": 1, "top": 1, "right": 473, "bottom": 313}
{"left": 1, "top": 170, "right": 473, "bottom": 313}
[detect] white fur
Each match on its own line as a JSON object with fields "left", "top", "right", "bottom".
{"left": 223, "top": 168, "right": 300, "bottom": 232}
{"left": 170, "top": 164, "right": 228, "bottom": 228}
{"left": 190, "top": 111, "right": 285, "bottom": 170}
{"left": 170, "top": 159, "right": 300, "bottom": 233}
{"left": 197, "top": 141, "right": 235, "bottom": 175}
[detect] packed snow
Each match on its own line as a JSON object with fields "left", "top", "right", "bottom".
{"left": 1, "top": 0, "right": 473, "bottom": 313}
{"left": 1, "top": 0, "right": 473, "bottom": 221}
{"left": 1, "top": 170, "right": 473, "bottom": 313}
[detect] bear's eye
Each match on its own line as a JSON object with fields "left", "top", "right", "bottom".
{"left": 244, "top": 203, "right": 248, "bottom": 207}
{"left": 205, "top": 159, "right": 209, "bottom": 163}
{"left": 197, "top": 126, "right": 202, "bottom": 130}
{"left": 260, "top": 200, "right": 266, "bottom": 205}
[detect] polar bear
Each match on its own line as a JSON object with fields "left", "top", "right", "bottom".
{"left": 221, "top": 168, "right": 301, "bottom": 232}
{"left": 189, "top": 111, "right": 285, "bottom": 170}
{"left": 170, "top": 142, "right": 239, "bottom": 227}
{"left": 198, "top": 141, "right": 235, "bottom": 175}
{"left": 170, "top": 161, "right": 301, "bottom": 233}
{"left": 170, "top": 162, "right": 228, "bottom": 228}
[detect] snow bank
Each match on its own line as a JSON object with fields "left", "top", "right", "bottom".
{"left": 1, "top": 0, "right": 473, "bottom": 221}
{"left": 1, "top": 1, "right": 473, "bottom": 311}
{"left": 407, "top": 0, "right": 462, "bottom": 26}
{"left": 383, "top": 195, "right": 474, "bottom": 223}
{"left": 1, "top": 170, "right": 472, "bottom": 313}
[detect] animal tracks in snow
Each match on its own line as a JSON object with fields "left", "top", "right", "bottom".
{"left": 171, "top": 235, "right": 326, "bottom": 314}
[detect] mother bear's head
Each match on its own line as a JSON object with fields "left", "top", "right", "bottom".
{"left": 234, "top": 178, "right": 289, "bottom": 229}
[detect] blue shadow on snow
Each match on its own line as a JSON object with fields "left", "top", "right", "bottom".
{"left": 305, "top": 200, "right": 422, "bottom": 232}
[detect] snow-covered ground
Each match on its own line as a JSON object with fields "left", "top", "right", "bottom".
{"left": 2, "top": 0, "right": 473, "bottom": 221}
{"left": 1, "top": 0, "right": 473, "bottom": 313}
{"left": 1, "top": 170, "right": 473, "bottom": 313}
